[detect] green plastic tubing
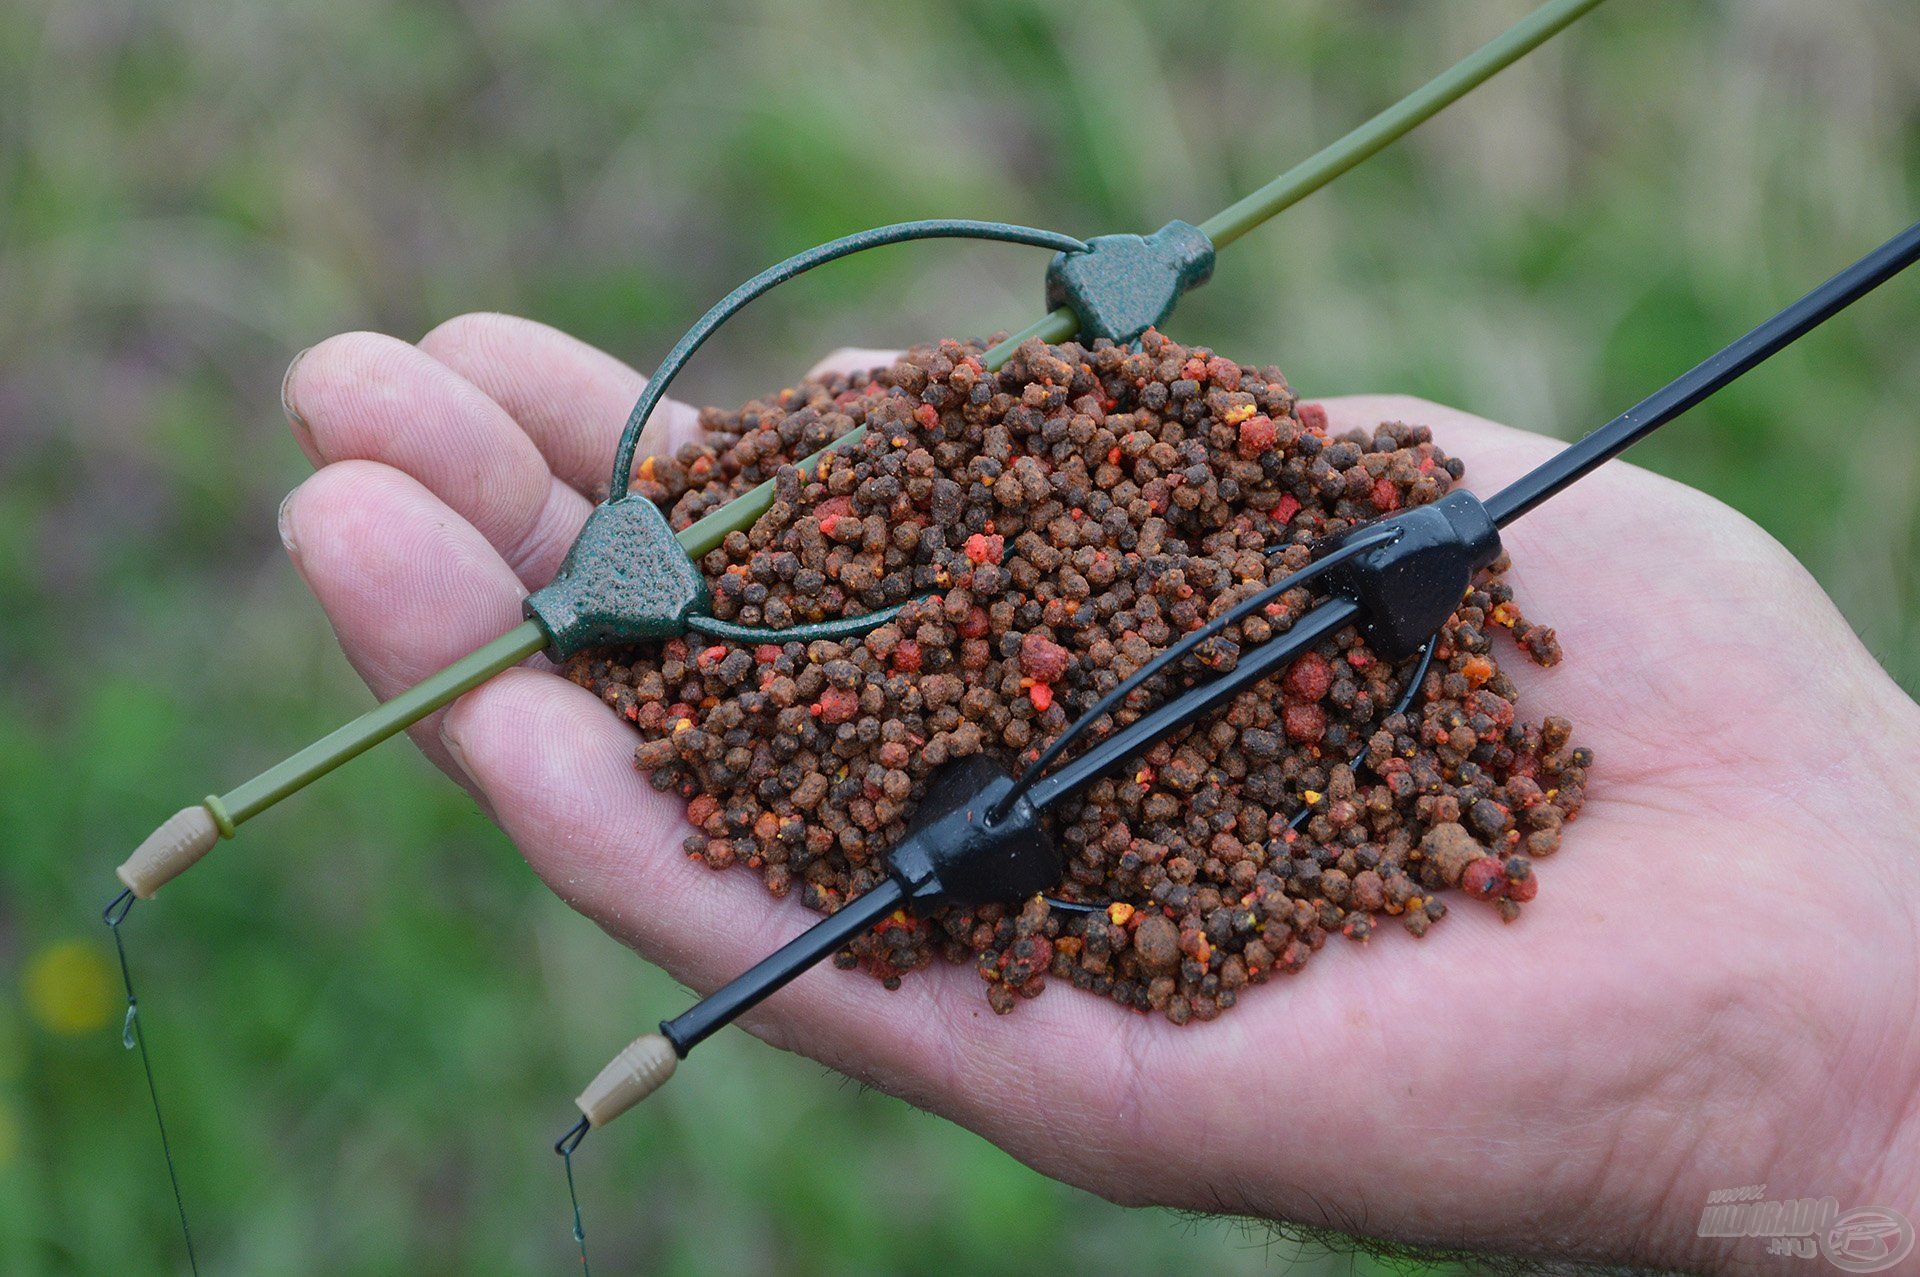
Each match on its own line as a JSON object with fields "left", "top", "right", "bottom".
{"left": 1199, "top": 0, "right": 1609, "bottom": 250}
{"left": 217, "top": 620, "right": 550, "bottom": 825}
{"left": 978, "top": 0, "right": 1609, "bottom": 370}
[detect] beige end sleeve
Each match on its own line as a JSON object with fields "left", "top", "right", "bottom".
{"left": 116, "top": 805, "right": 222, "bottom": 899}
{"left": 576, "top": 1033, "right": 678, "bottom": 1128}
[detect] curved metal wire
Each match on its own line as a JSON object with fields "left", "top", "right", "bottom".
{"left": 992, "top": 523, "right": 1402, "bottom": 821}
{"left": 686, "top": 601, "right": 909, "bottom": 646}
{"left": 103, "top": 886, "right": 136, "bottom": 926}
{"left": 104, "top": 888, "right": 199, "bottom": 1273}
{"left": 1042, "top": 628, "right": 1439, "bottom": 917}
{"left": 1285, "top": 633, "right": 1437, "bottom": 833}
{"left": 555, "top": 1115, "right": 589, "bottom": 1157}
{"left": 555, "top": 1116, "right": 592, "bottom": 1273}
{"left": 607, "top": 220, "right": 1088, "bottom": 502}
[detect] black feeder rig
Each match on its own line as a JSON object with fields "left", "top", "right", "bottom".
{"left": 93, "top": 0, "right": 1920, "bottom": 1269}
{"left": 562, "top": 223, "right": 1920, "bottom": 1143}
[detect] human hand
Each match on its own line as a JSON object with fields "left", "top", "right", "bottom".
{"left": 278, "top": 315, "right": 1920, "bottom": 1272}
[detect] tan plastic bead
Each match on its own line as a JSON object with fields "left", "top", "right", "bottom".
{"left": 116, "top": 805, "right": 222, "bottom": 899}
{"left": 576, "top": 1032, "right": 678, "bottom": 1128}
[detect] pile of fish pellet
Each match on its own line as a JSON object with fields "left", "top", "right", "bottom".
{"left": 567, "top": 331, "right": 1589, "bottom": 1023}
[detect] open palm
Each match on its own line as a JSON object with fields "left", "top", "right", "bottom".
{"left": 280, "top": 315, "right": 1920, "bottom": 1271}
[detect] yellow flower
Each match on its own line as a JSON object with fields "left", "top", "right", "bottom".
{"left": 22, "top": 940, "right": 117, "bottom": 1036}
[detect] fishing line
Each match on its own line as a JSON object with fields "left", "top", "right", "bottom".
{"left": 103, "top": 889, "right": 200, "bottom": 1276}
{"left": 556, "top": 1118, "right": 591, "bottom": 1275}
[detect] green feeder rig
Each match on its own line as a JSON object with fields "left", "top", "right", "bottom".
{"left": 108, "top": 0, "right": 1610, "bottom": 902}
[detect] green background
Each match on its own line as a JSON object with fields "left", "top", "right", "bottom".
{"left": 2, "top": 0, "right": 1916, "bottom": 1271}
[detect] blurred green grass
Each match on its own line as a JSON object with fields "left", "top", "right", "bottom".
{"left": 2, "top": 0, "right": 1917, "bottom": 1271}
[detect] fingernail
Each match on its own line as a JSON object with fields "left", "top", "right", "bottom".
{"left": 282, "top": 345, "right": 314, "bottom": 450}
{"left": 440, "top": 720, "right": 479, "bottom": 789}
{"left": 276, "top": 488, "right": 299, "bottom": 557}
